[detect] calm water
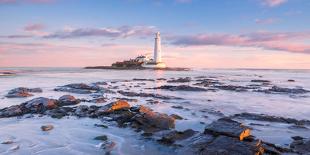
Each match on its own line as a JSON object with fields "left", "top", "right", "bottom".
{"left": 0, "top": 67, "right": 310, "bottom": 154}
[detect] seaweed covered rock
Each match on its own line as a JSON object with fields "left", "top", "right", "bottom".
{"left": 58, "top": 95, "right": 80, "bottom": 106}
{"left": 204, "top": 118, "right": 251, "bottom": 141}
{"left": 6, "top": 87, "right": 42, "bottom": 98}
{"left": 96, "top": 100, "right": 130, "bottom": 115}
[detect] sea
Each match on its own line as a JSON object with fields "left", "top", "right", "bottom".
{"left": 0, "top": 67, "right": 309, "bottom": 155}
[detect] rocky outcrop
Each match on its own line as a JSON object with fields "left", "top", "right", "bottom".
{"left": 132, "top": 106, "right": 175, "bottom": 132}
{"left": 232, "top": 112, "right": 310, "bottom": 125}
{"left": 258, "top": 86, "right": 309, "bottom": 94}
{"left": 133, "top": 78, "right": 155, "bottom": 81}
{"left": 54, "top": 83, "right": 103, "bottom": 94}
{"left": 167, "top": 77, "right": 191, "bottom": 83}
{"left": 117, "top": 90, "right": 182, "bottom": 100}
{"left": 6, "top": 87, "right": 42, "bottom": 98}
{"left": 58, "top": 95, "right": 80, "bottom": 106}
{"left": 214, "top": 85, "right": 251, "bottom": 92}
{"left": 204, "top": 118, "right": 251, "bottom": 141}
{"left": 96, "top": 100, "right": 130, "bottom": 114}
{"left": 151, "top": 85, "right": 208, "bottom": 91}
{"left": 290, "top": 137, "right": 310, "bottom": 154}
{"left": 251, "top": 79, "right": 271, "bottom": 83}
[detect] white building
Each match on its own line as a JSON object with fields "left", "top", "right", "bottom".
{"left": 142, "top": 32, "right": 166, "bottom": 68}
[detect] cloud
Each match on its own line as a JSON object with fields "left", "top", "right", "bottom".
{"left": 44, "top": 25, "right": 157, "bottom": 39}
{"left": 255, "top": 18, "right": 276, "bottom": 25}
{"left": 169, "top": 31, "right": 310, "bottom": 53}
{"left": 262, "top": 0, "right": 287, "bottom": 7}
{"left": 0, "top": 34, "right": 33, "bottom": 38}
{"left": 24, "top": 23, "right": 45, "bottom": 31}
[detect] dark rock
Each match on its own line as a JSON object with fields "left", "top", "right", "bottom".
{"left": 6, "top": 87, "right": 42, "bottom": 98}
{"left": 0, "top": 105, "right": 23, "bottom": 117}
{"left": 94, "top": 135, "right": 108, "bottom": 141}
{"left": 133, "top": 78, "right": 155, "bottom": 81}
{"left": 58, "top": 95, "right": 80, "bottom": 106}
{"left": 167, "top": 77, "right": 191, "bottom": 83}
{"left": 251, "top": 79, "right": 271, "bottom": 83}
{"left": 23, "top": 97, "right": 58, "bottom": 112}
{"left": 152, "top": 85, "right": 208, "bottom": 91}
{"left": 94, "top": 124, "right": 108, "bottom": 128}
{"left": 170, "top": 114, "right": 183, "bottom": 120}
{"left": 204, "top": 118, "right": 251, "bottom": 141}
{"left": 290, "top": 138, "right": 310, "bottom": 154}
{"left": 156, "top": 78, "right": 167, "bottom": 81}
{"left": 171, "top": 105, "right": 183, "bottom": 109}
{"left": 258, "top": 86, "right": 309, "bottom": 94}
{"left": 232, "top": 112, "right": 310, "bottom": 125}
{"left": 214, "top": 85, "right": 250, "bottom": 92}
{"left": 177, "top": 134, "right": 264, "bottom": 155}
{"left": 90, "top": 97, "right": 107, "bottom": 103}
{"left": 41, "top": 125, "right": 54, "bottom": 131}
{"left": 54, "top": 83, "right": 103, "bottom": 94}
{"left": 117, "top": 90, "right": 182, "bottom": 100}
{"left": 292, "top": 136, "right": 304, "bottom": 141}
{"left": 156, "top": 129, "right": 197, "bottom": 145}
{"left": 288, "top": 79, "right": 295, "bottom": 82}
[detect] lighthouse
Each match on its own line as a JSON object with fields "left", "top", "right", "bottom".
{"left": 154, "top": 32, "right": 162, "bottom": 63}
{"left": 141, "top": 32, "right": 166, "bottom": 68}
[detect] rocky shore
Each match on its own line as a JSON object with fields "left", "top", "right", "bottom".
{"left": 1, "top": 75, "right": 310, "bottom": 154}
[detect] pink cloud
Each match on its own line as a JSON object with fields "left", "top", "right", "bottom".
{"left": 170, "top": 31, "right": 310, "bottom": 53}
{"left": 255, "top": 18, "right": 277, "bottom": 25}
{"left": 262, "top": 0, "right": 287, "bottom": 7}
{"left": 24, "top": 23, "right": 45, "bottom": 31}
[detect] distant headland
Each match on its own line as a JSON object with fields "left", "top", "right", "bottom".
{"left": 85, "top": 32, "right": 190, "bottom": 71}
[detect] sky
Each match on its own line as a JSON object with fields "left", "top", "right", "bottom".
{"left": 0, "top": 0, "right": 310, "bottom": 69}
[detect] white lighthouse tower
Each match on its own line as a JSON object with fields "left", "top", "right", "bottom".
{"left": 154, "top": 32, "right": 162, "bottom": 63}
{"left": 142, "top": 32, "right": 166, "bottom": 68}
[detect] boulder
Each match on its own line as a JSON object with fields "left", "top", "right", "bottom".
{"left": 96, "top": 100, "right": 130, "bottom": 114}
{"left": 0, "top": 105, "right": 23, "bottom": 118}
{"left": 156, "top": 129, "right": 197, "bottom": 145}
{"left": 58, "top": 95, "right": 80, "bottom": 106}
{"left": 204, "top": 118, "right": 251, "bottom": 141}
{"left": 118, "top": 90, "right": 182, "bottom": 100}
{"left": 133, "top": 106, "right": 175, "bottom": 131}
{"left": 6, "top": 87, "right": 42, "bottom": 98}
{"left": 177, "top": 134, "right": 264, "bottom": 155}
{"left": 54, "top": 83, "right": 102, "bottom": 94}
{"left": 152, "top": 85, "right": 208, "bottom": 91}
{"left": 259, "top": 86, "right": 309, "bottom": 94}
{"left": 41, "top": 125, "right": 54, "bottom": 131}
{"left": 23, "top": 97, "right": 58, "bottom": 112}
{"left": 290, "top": 138, "right": 310, "bottom": 154}
{"left": 251, "top": 79, "right": 270, "bottom": 83}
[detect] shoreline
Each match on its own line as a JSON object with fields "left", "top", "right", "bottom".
{"left": 84, "top": 66, "right": 191, "bottom": 71}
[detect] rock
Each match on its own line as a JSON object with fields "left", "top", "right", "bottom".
{"left": 6, "top": 87, "right": 42, "bottom": 98}
{"left": 94, "top": 124, "right": 108, "bottom": 128}
{"left": 133, "top": 106, "right": 175, "bottom": 131}
{"left": 157, "top": 78, "right": 167, "bottom": 81}
{"left": 54, "top": 83, "right": 102, "bottom": 94}
{"left": 232, "top": 112, "right": 310, "bottom": 125}
{"left": 133, "top": 78, "right": 155, "bottom": 81}
{"left": 204, "top": 118, "right": 251, "bottom": 141}
{"left": 96, "top": 141, "right": 116, "bottom": 153}
{"left": 58, "top": 95, "right": 80, "bottom": 106}
{"left": 74, "top": 105, "right": 90, "bottom": 117}
{"left": 214, "top": 85, "right": 250, "bottom": 92}
{"left": 97, "top": 100, "right": 130, "bottom": 114}
{"left": 167, "top": 77, "right": 191, "bottom": 83}
{"left": 117, "top": 90, "right": 182, "bottom": 100}
{"left": 177, "top": 134, "right": 264, "bottom": 155}
{"left": 292, "top": 136, "right": 304, "bottom": 141}
{"left": 290, "top": 138, "right": 310, "bottom": 154}
{"left": 90, "top": 97, "right": 107, "bottom": 103}
{"left": 94, "top": 135, "right": 108, "bottom": 141}
{"left": 0, "top": 105, "right": 23, "bottom": 118}
{"left": 259, "top": 86, "right": 309, "bottom": 94}
{"left": 156, "top": 129, "right": 197, "bottom": 145}
{"left": 1, "top": 140, "right": 14, "bottom": 144}
{"left": 251, "top": 79, "right": 270, "bottom": 83}
{"left": 171, "top": 105, "right": 184, "bottom": 109}
{"left": 152, "top": 85, "right": 208, "bottom": 91}
{"left": 170, "top": 114, "right": 183, "bottom": 120}
{"left": 9, "top": 145, "right": 20, "bottom": 151}
{"left": 41, "top": 125, "right": 54, "bottom": 131}
{"left": 288, "top": 79, "right": 295, "bottom": 82}
{"left": 23, "top": 97, "right": 58, "bottom": 113}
